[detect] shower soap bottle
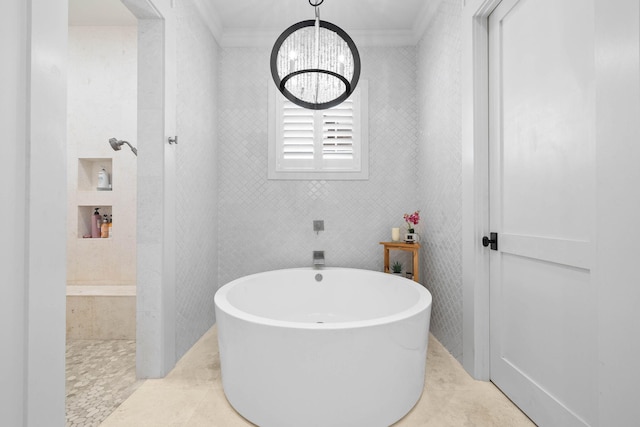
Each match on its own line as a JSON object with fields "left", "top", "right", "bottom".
{"left": 101, "top": 214, "right": 109, "bottom": 238}
{"left": 91, "top": 208, "right": 101, "bottom": 238}
{"left": 97, "top": 168, "right": 110, "bottom": 191}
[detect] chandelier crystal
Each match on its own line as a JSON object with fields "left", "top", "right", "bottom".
{"left": 270, "top": 0, "right": 361, "bottom": 110}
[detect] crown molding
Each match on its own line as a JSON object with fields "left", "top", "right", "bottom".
{"left": 219, "top": 28, "right": 416, "bottom": 48}
{"left": 192, "top": 0, "right": 224, "bottom": 43}
{"left": 194, "top": 1, "right": 435, "bottom": 48}
{"left": 220, "top": 30, "right": 279, "bottom": 47}
{"left": 350, "top": 29, "right": 417, "bottom": 48}
{"left": 411, "top": 0, "right": 441, "bottom": 45}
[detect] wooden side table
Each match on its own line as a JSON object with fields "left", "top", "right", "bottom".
{"left": 379, "top": 241, "right": 421, "bottom": 282}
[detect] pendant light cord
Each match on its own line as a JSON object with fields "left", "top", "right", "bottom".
{"left": 314, "top": 5, "right": 321, "bottom": 103}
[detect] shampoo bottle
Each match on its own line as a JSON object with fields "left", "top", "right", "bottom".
{"left": 101, "top": 214, "right": 109, "bottom": 238}
{"left": 108, "top": 215, "right": 113, "bottom": 238}
{"left": 91, "top": 208, "right": 101, "bottom": 238}
{"left": 97, "top": 168, "right": 110, "bottom": 191}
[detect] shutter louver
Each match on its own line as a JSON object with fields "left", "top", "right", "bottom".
{"left": 282, "top": 101, "right": 314, "bottom": 160}
{"left": 322, "top": 100, "right": 354, "bottom": 160}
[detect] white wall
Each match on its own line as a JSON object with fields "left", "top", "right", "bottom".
{"left": 594, "top": 0, "right": 640, "bottom": 423}
{"left": 0, "top": 1, "right": 28, "bottom": 424}
{"left": 134, "top": 0, "right": 219, "bottom": 376}
{"left": 0, "top": 0, "right": 68, "bottom": 424}
{"left": 217, "top": 46, "right": 419, "bottom": 287}
{"left": 416, "top": 0, "right": 464, "bottom": 361}
{"left": 67, "top": 26, "right": 137, "bottom": 285}
{"left": 134, "top": 5, "right": 177, "bottom": 378}
{"left": 174, "top": 0, "right": 220, "bottom": 358}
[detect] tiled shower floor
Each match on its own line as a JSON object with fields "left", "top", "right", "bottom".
{"left": 65, "top": 339, "right": 142, "bottom": 427}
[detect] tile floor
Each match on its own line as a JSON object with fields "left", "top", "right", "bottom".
{"left": 65, "top": 339, "right": 141, "bottom": 427}
{"left": 100, "top": 326, "right": 536, "bottom": 426}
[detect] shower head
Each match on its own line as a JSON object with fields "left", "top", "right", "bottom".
{"left": 108, "top": 138, "right": 122, "bottom": 151}
{"left": 108, "top": 138, "right": 138, "bottom": 156}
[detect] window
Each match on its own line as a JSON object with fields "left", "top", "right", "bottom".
{"left": 268, "top": 80, "right": 368, "bottom": 180}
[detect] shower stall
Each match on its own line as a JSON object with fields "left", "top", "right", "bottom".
{"left": 66, "top": 24, "right": 138, "bottom": 340}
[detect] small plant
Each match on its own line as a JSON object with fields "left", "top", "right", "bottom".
{"left": 391, "top": 261, "right": 403, "bottom": 274}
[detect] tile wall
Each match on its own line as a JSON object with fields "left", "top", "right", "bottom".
{"left": 218, "top": 46, "right": 419, "bottom": 287}
{"left": 416, "top": 0, "right": 464, "bottom": 361}
{"left": 67, "top": 0, "right": 466, "bottom": 366}
{"left": 174, "top": 1, "right": 220, "bottom": 358}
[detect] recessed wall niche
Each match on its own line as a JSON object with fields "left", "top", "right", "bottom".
{"left": 77, "top": 205, "right": 112, "bottom": 239}
{"left": 78, "top": 158, "right": 113, "bottom": 191}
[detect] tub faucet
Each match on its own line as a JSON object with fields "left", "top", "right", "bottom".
{"left": 313, "top": 251, "right": 325, "bottom": 268}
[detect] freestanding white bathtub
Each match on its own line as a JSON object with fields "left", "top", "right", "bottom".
{"left": 214, "top": 267, "right": 432, "bottom": 427}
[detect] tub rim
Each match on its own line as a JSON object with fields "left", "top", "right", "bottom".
{"left": 214, "top": 267, "right": 432, "bottom": 331}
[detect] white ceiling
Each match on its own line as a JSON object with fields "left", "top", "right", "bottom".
{"left": 68, "top": 0, "right": 136, "bottom": 26}
{"left": 207, "top": 0, "right": 429, "bottom": 32}
{"left": 68, "top": 0, "right": 432, "bottom": 45}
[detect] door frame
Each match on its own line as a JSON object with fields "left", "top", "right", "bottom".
{"left": 461, "top": 0, "right": 503, "bottom": 380}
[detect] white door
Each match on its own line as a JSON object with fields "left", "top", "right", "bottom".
{"left": 488, "top": 0, "right": 597, "bottom": 425}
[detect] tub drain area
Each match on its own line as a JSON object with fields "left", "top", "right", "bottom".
{"left": 306, "top": 312, "right": 359, "bottom": 324}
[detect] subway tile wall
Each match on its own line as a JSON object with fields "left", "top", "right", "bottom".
{"left": 416, "top": 0, "right": 464, "bottom": 361}
{"left": 217, "top": 46, "right": 419, "bottom": 288}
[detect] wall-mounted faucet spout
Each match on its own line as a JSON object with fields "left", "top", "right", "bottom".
{"left": 313, "top": 251, "right": 325, "bottom": 268}
{"left": 109, "top": 137, "right": 138, "bottom": 156}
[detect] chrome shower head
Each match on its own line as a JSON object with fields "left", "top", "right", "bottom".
{"left": 108, "top": 138, "right": 138, "bottom": 156}
{"left": 108, "top": 138, "right": 122, "bottom": 151}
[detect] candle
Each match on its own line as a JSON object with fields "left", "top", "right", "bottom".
{"left": 391, "top": 228, "right": 400, "bottom": 242}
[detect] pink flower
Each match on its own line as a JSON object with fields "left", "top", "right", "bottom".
{"left": 403, "top": 210, "right": 420, "bottom": 229}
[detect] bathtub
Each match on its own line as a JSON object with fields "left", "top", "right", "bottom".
{"left": 214, "top": 267, "right": 432, "bottom": 427}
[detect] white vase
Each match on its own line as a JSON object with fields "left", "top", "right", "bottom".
{"left": 404, "top": 232, "right": 419, "bottom": 243}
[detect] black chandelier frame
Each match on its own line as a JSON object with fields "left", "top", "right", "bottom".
{"left": 270, "top": 16, "right": 361, "bottom": 110}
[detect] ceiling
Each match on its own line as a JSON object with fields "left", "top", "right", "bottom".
{"left": 68, "top": 0, "right": 136, "bottom": 26}
{"left": 68, "top": 0, "right": 432, "bottom": 45}
{"left": 207, "top": 0, "right": 429, "bottom": 32}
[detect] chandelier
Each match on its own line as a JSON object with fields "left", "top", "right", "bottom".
{"left": 270, "top": 0, "right": 361, "bottom": 110}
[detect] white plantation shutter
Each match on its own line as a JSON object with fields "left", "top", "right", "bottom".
{"left": 282, "top": 101, "right": 314, "bottom": 162}
{"left": 269, "top": 81, "right": 368, "bottom": 180}
{"left": 322, "top": 99, "right": 354, "bottom": 161}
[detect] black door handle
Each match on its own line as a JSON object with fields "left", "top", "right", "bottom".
{"left": 482, "top": 232, "right": 498, "bottom": 250}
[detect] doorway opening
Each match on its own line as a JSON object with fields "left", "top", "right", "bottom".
{"left": 65, "top": 0, "right": 140, "bottom": 424}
